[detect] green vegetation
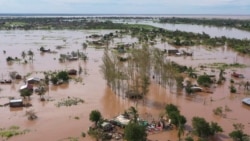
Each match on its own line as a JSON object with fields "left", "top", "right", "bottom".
{"left": 192, "top": 117, "right": 223, "bottom": 138}
{"left": 230, "top": 85, "right": 237, "bottom": 93}
{"left": 0, "top": 126, "right": 30, "bottom": 139}
{"left": 124, "top": 122, "right": 147, "bottom": 141}
{"left": 49, "top": 70, "right": 70, "bottom": 85}
{"left": 1, "top": 17, "right": 250, "bottom": 55}
{"left": 55, "top": 97, "right": 84, "bottom": 107}
{"left": 159, "top": 17, "right": 250, "bottom": 31}
{"left": 197, "top": 75, "right": 213, "bottom": 87}
{"left": 165, "top": 104, "right": 186, "bottom": 140}
{"left": 213, "top": 107, "right": 223, "bottom": 116}
{"left": 20, "top": 89, "right": 33, "bottom": 99}
{"left": 229, "top": 123, "right": 250, "bottom": 141}
{"left": 89, "top": 110, "right": 102, "bottom": 125}
{"left": 208, "top": 63, "right": 246, "bottom": 69}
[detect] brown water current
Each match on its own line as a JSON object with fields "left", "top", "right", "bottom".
{"left": 0, "top": 30, "right": 250, "bottom": 141}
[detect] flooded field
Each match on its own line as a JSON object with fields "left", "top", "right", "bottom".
{"left": 0, "top": 29, "right": 250, "bottom": 141}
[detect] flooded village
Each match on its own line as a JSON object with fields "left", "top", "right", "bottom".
{"left": 0, "top": 16, "right": 250, "bottom": 141}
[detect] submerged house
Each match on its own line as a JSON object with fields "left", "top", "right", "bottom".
{"left": 242, "top": 98, "right": 250, "bottom": 106}
{"left": 9, "top": 99, "right": 23, "bottom": 107}
{"left": 113, "top": 115, "right": 130, "bottom": 127}
{"left": 68, "top": 69, "right": 77, "bottom": 75}
{"left": 20, "top": 84, "right": 33, "bottom": 91}
{"left": 27, "top": 77, "right": 40, "bottom": 84}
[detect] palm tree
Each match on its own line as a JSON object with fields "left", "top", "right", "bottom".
{"left": 178, "top": 121, "right": 185, "bottom": 141}
{"left": 128, "top": 106, "right": 139, "bottom": 123}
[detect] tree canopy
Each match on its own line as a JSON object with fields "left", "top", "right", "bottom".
{"left": 89, "top": 110, "right": 102, "bottom": 125}
{"left": 124, "top": 122, "right": 147, "bottom": 141}
{"left": 192, "top": 117, "right": 223, "bottom": 138}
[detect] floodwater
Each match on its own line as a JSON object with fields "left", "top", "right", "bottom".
{"left": 0, "top": 29, "right": 250, "bottom": 141}
{"left": 123, "top": 20, "right": 250, "bottom": 39}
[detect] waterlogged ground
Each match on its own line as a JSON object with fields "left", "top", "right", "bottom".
{"left": 0, "top": 30, "right": 250, "bottom": 141}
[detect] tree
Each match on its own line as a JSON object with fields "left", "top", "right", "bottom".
{"left": 57, "top": 71, "right": 69, "bottom": 81}
{"left": 192, "top": 117, "right": 211, "bottom": 138}
{"left": 20, "top": 89, "right": 33, "bottom": 99}
{"left": 165, "top": 104, "right": 180, "bottom": 115}
{"left": 192, "top": 117, "right": 223, "bottom": 138}
{"left": 36, "top": 84, "right": 46, "bottom": 101}
{"left": 124, "top": 122, "right": 147, "bottom": 141}
{"left": 165, "top": 103, "right": 187, "bottom": 141}
{"left": 28, "top": 50, "right": 34, "bottom": 62}
{"left": 229, "top": 123, "right": 250, "bottom": 141}
{"left": 128, "top": 106, "right": 138, "bottom": 123}
{"left": 197, "top": 75, "right": 213, "bottom": 87}
{"left": 89, "top": 110, "right": 102, "bottom": 126}
{"left": 185, "top": 136, "right": 194, "bottom": 141}
{"left": 21, "top": 51, "right": 26, "bottom": 59}
{"left": 209, "top": 122, "right": 223, "bottom": 135}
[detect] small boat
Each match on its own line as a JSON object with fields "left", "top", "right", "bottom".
{"left": 242, "top": 98, "right": 250, "bottom": 106}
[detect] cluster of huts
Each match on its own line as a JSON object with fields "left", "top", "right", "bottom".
{"left": 92, "top": 114, "right": 173, "bottom": 140}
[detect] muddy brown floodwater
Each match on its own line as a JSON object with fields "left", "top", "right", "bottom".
{"left": 0, "top": 30, "right": 250, "bottom": 141}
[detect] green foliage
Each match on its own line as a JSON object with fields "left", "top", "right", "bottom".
{"left": 165, "top": 104, "right": 180, "bottom": 115}
{"left": 128, "top": 106, "right": 139, "bottom": 123}
{"left": 89, "top": 110, "right": 102, "bottom": 125}
{"left": 192, "top": 117, "right": 223, "bottom": 138}
{"left": 0, "top": 126, "right": 29, "bottom": 139}
{"left": 185, "top": 136, "right": 194, "bottom": 141}
{"left": 57, "top": 71, "right": 69, "bottom": 81}
{"left": 124, "top": 122, "right": 147, "bottom": 141}
{"left": 229, "top": 123, "right": 250, "bottom": 141}
{"left": 50, "top": 75, "right": 59, "bottom": 85}
{"left": 20, "top": 89, "right": 33, "bottom": 98}
{"left": 230, "top": 85, "right": 237, "bottom": 93}
{"left": 165, "top": 104, "right": 186, "bottom": 127}
{"left": 213, "top": 107, "right": 223, "bottom": 116}
{"left": 209, "top": 122, "right": 223, "bottom": 135}
{"left": 229, "top": 130, "right": 249, "bottom": 141}
{"left": 55, "top": 97, "right": 84, "bottom": 107}
{"left": 88, "top": 127, "right": 112, "bottom": 140}
{"left": 197, "top": 75, "right": 213, "bottom": 87}
{"left": 192, "top": 117, "right": 211, "bottom": 137}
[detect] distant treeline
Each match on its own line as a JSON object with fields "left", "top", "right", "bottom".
{"left": 0, "top": 17, "right": 250, "bottom": 55}
{"left": 159, "top": 17, "right": 250, "bottom": 31}
{"left": 0, "top": 17, "right": 153, "bottom": 30}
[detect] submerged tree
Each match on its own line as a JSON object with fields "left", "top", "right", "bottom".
{"left": 20, "top": 89, "right": 33, "bottom": 99}
{"left": 89, "top": 110, "right": 102, "bottom": 126}
{"left": 27, "top": 50, "right": 34, "bottom": 63}
{"left": 124, "top": 122, "right": 147, "bottom": 141}
{"left": 192, "top": 117, "right": 223, "bottom": 138}
{"left": 229, "top": 123, "right": 250, "bottom": 141}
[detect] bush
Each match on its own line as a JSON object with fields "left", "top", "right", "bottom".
{"left": 230, "top": 85, "right": 237, "bottom": 93}
{"left": 197, "top": 75, "right": 213, "bottom": 87}
{"left": 124, "top": 122, "right": 147, "bottom": 141}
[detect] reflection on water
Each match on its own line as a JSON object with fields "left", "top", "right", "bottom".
{"left": 0, "top": 30, "right": 250, "bottom": 141}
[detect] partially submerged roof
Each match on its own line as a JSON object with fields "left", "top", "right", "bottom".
{"left": 242, "top": 98, "right": 250, "bottom": 105}
{"left": 10, "top": 99, "right": 23, "bottom": 103}
{"left": 27, "top": 77, "right": 40, "bottom": 82}
{"left": 114, "top": 115, "right": 130, "bottom": 125}
{"left": 20, "top": 84, "right": 33, "bottom": 90}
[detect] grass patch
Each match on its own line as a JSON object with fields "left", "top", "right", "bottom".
{"left": 207, "top": 63, "right": 246, "bottom": 69}
{"left": 55, "top": 97, "right": 84, "bottom": 107}
{"left": 0, "top": 126, "right": 30, "bottom": 139}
